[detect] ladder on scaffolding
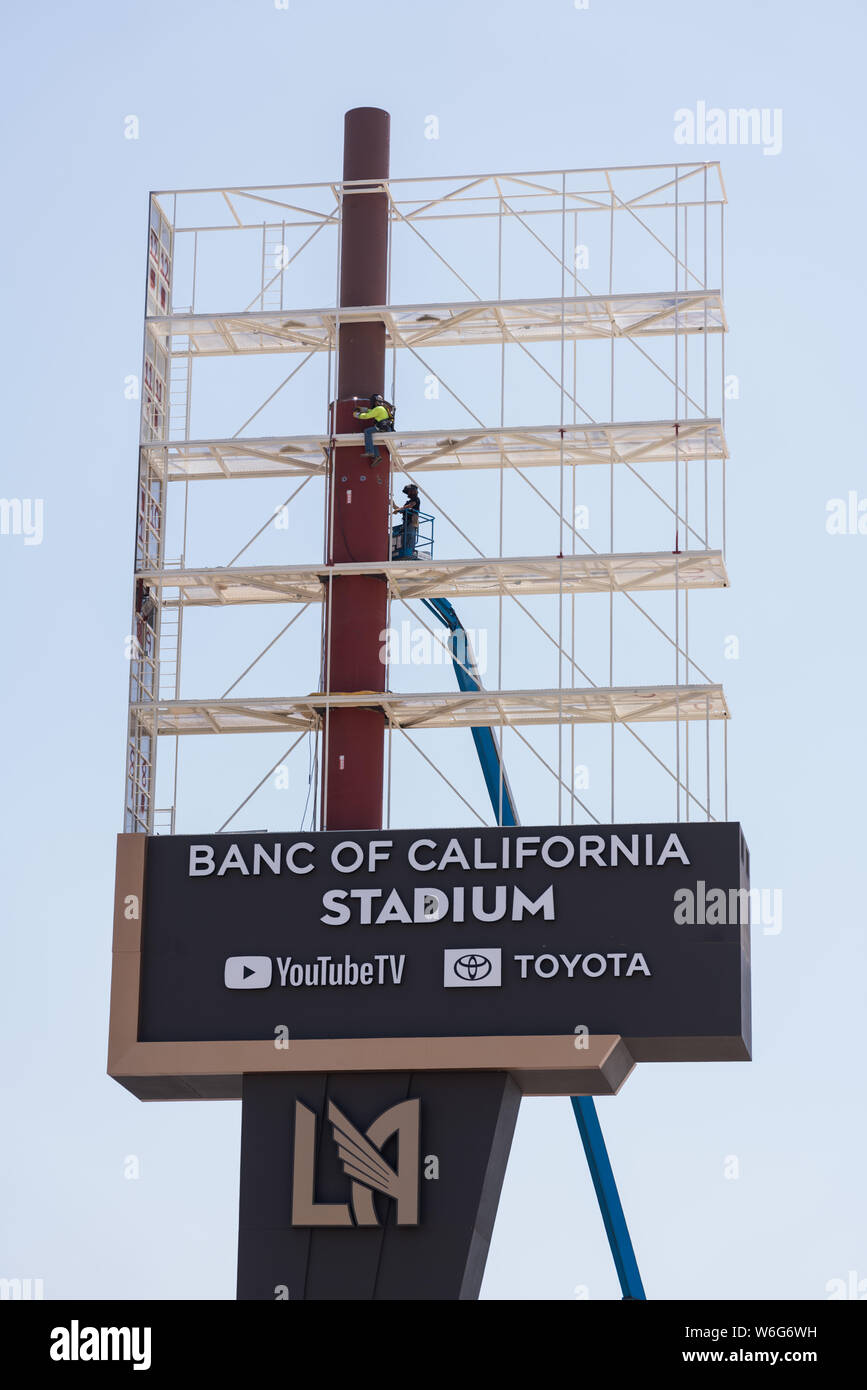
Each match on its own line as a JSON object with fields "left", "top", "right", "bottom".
{"left": 152, "top": 565, "right": 183, "bottom": 836}
{"left": 260, "top": 224, "right": 289, "bottom": 313}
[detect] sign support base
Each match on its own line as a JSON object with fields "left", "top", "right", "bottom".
{"left": 237, "top": 1071, "right": 520, "bottom": 1301}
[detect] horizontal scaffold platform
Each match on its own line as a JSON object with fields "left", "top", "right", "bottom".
{"left": 136, "top": 683, "right": 728, "bottom": 736}
{"left": 149, "top": 418, "right": 726, "bottom": 482}
{"left": 142, "top": 550, "right": 728, "bottom": 607}
{"left": 149, "top": 289, "right": 725, "bottom": 357}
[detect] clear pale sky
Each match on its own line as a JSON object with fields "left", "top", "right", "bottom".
{"left": 1, "top": 0, "right": 865, "bottom": 1301}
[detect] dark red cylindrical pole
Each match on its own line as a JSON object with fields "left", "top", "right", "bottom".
{"left": 322, "top": 108, "right": 391, "bottom": 831}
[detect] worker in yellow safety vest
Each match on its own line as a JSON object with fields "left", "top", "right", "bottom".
{"left": 353, "top": 393, "right": 395, "bottom": 463}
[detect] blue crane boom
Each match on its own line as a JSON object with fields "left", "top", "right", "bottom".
{"left": 420, "top": 596, "right": 518, "bottom": 827}
{"left": 420, "top": 590, "right": 646, "bottom": 1301}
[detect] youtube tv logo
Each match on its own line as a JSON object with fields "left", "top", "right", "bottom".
{"left": 224, "top": 956, "right": 273, "bottom": 990}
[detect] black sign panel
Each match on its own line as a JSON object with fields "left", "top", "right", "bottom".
{"left": 138, "top": 822, "right": 750, "bottom": 1061}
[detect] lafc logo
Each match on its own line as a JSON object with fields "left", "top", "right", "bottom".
{"left": 291, "top": 1098, "right": 420, "bottom": 1227}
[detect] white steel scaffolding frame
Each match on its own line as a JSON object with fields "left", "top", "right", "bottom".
{"left": 124, "top": 161, "right": 730, "bottom": 836}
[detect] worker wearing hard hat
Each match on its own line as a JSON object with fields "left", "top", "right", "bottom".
{"left": 392, "top": 483, "right": 420, "bottom": 558}
{"left": 353, "top": 393, "right": 395, "bottom": 463}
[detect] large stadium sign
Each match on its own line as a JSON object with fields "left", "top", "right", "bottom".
{"left": 108, "top": 822, "right": 751, "bottom": 1100}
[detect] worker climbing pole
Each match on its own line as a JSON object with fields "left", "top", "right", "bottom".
{"left": 354, "top": 392, "right": 396, "bottom": 463}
